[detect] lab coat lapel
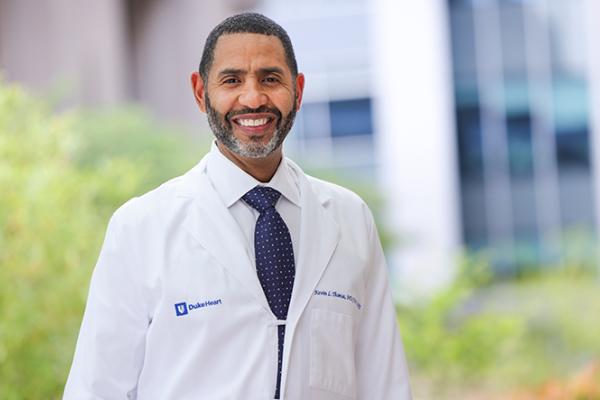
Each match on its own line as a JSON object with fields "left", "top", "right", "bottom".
{"left": 177, "top": 158, "right": 271, "bottom": 313}
{"left": 287, "top": 166, "right": 340, "bottom": 322}
{"left": 279, "top": 164, "right": 340, "bottom": 399}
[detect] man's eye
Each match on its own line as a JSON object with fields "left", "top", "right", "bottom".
{"left": 223, "top": 78, "right": 240, "bottom": 84}
{"left": 263, "top": 77, "right": 279, "bottom": 83}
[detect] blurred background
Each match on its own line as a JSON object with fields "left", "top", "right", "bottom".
{"left": 1, "top": 0, "right": 599, "bottom": 398}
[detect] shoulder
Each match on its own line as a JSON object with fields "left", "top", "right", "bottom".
{"left": 286, "top": 159, "right": 375, "bottom": 224}
{"left": 306, "top": 174, "right": 365, "bottom": 207}
{"left": 303, "top": 173, "right": 376, "bottom": 232}
{"left": 109, "top": 162, "right": 202, "bottom": 233}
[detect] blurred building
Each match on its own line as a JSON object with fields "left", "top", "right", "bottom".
{"left": 2, "top": 0, "right": 599, "bottom": 293}
{"left": 0, "top": 0, "right": 256, "bottom": 130}
{"left": 372, "top": 0, "right": 600, "bottom": 293}
{"left": 448, "top": 0, "right": 596, "bottom": 274}
{"left": 256, "top": 0, "right": 376, "bottom": 179}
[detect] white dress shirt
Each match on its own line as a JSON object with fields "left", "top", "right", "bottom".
{"left": 205, "top": 142, "right": 301, "bottom": 265}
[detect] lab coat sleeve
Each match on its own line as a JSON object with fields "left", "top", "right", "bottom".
{"left": 355, "top": 207, "right": 412, "bottom": 399}
{"left": 64, "top": 207, "right": 148, "bottom": 399}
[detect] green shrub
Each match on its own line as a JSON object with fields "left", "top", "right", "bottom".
{"left": 397, "top": 255, "right": 526, "bottom": 389}
{"left": 400, "top": 251, "right": 600, "bottom": 398}
{"left": 0, "top": 81, "right": 206, "bottom": 399}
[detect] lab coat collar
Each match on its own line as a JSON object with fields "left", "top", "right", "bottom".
{"left": 206, "top": 141, "right": 301, "bottom": 207}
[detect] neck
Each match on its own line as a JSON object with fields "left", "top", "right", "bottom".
{"left": 216, "top": 142, "right": 283, "bottom": 182}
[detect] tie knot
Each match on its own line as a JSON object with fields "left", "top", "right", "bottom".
{"left": 242, "top": 186, "right": 281, "bottom": 213}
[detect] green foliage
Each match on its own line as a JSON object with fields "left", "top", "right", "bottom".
{"left": 72, "top": 107, "right": 208, "bottom": 192}
{"left": 400, "top": 252, "right": 600, "bottom": 398}
{"left": 0, "top": 81, "right": 206, "bottom": 399}
{"left": 397, "top": 255, "right": 526, "bottom": 390}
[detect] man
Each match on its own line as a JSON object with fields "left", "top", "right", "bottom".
{"left": 64, "top": 13, "right": 411, "bottom": 400}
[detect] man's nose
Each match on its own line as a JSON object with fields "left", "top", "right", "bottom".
{"left": 238, "top": 81, "right": 267, "bottom": 109}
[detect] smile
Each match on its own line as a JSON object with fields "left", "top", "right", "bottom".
{"left": 237, "top": 118, "right": 269, "bottom": 127}
{"left": 230, "top": 113, "right": 277, "bottom": 133}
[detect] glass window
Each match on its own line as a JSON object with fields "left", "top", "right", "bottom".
{"left": 456, "top": 105, "right": 484, "bottom": 180}
{"left": 552, "top": 77, "right": 591, "bottom": 169}
{"left": 298, "top": 101, "right": 330, "bottom": 139}
{"left": 506, "top": 113, "right": 534, "bottom": 177}
{"left": 329, "top": 98, "right": 373, "bottom": 137}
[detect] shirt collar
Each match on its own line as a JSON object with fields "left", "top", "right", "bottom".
{"left": 206, "top": 141, "right": 301, "bottom": 208}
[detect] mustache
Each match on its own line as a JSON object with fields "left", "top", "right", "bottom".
{"left": 226, "top": 106, "right": 282, "bottom": 122}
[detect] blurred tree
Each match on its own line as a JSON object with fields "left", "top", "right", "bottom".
{"left": 0, "top": 81, "right": 206, "bottom": 399}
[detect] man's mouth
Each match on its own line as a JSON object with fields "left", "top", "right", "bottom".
{"left": 236, "top": 117, "right": 270, "bottom": 127}
{"left": 230, "top": 113, "right": 277, "bottom": 134}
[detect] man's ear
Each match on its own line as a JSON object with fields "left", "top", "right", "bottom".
{"left": 190, "top": 71, "right": 207, "bottom": 113}
{"left": 294, "top": 73, "right": 305, "bottom": 111}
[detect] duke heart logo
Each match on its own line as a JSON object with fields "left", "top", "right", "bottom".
{"left": 174, "top": 299, "right": 222, "bottom": 316}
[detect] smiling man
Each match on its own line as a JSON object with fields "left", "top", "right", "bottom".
{"left": 64, "top": 13, "right": 411, "bottom": 400}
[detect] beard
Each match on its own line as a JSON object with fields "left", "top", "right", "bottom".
{"left": 205, "top": 94, "right": 297, "bottom": 159}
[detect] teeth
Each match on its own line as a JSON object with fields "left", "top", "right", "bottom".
{"left": 238, "top": 118, "right": 268, "bottom": 127}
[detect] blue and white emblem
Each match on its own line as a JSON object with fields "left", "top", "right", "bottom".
{"left": 174, "top": 302, "right": 188, "bottom": 316}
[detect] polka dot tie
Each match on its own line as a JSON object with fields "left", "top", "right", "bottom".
{"left": 242, "top": 186, "right": 295, "bottom": 399}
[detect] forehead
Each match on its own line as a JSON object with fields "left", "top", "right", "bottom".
{"left": 210, "top": 33, "right": 289, "bottom": 75}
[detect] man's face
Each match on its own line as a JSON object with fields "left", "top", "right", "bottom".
{"left": 195, "top": 33, "right": 304, "bottom": 159}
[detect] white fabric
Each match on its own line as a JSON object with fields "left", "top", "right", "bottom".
{"left": 63, "top": 152, "right": 413, "bottom": 400}
{"left": 206, "top": 142, "right": 301, "bottom": 264}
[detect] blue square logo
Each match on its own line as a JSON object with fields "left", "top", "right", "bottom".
{"left": 174, "top": 302, "right": 188, "bottom": 316}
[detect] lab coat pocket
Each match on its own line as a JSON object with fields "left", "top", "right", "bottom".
{"left": 309, "top": 308, "right": 357, "bottom": 398}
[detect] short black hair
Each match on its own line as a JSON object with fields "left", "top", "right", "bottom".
{"left": 199, "top": 13, "right": 298, "bottom": 82}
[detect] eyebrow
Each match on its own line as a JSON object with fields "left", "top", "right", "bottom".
{"left": 217, "top": 67, "right": 285, "bottom": 77}
{"left": 218, "top": 68, "right": 244, "bottom": 77}
{"left": 260, "top": 67, "right": 285, "bottom": 75}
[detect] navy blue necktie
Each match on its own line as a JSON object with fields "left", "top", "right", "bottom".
{"left": 242, "top": 186, "right": 295, "bottom": 399}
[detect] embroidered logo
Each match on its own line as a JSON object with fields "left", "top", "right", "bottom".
{"left": 174, "top": 299, "right": 222, "bottom": 316}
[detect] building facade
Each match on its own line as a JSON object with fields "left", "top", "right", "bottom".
{"left": 2, "top": 0, "right": 599, "bottom": 293}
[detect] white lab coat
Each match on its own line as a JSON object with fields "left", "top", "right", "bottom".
{"left": 64, "top": 155, "right": 412, "bottom": 400}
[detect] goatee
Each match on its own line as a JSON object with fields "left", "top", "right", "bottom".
{"left": 205, "top": 94, "right": 297, "bottom": 159}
